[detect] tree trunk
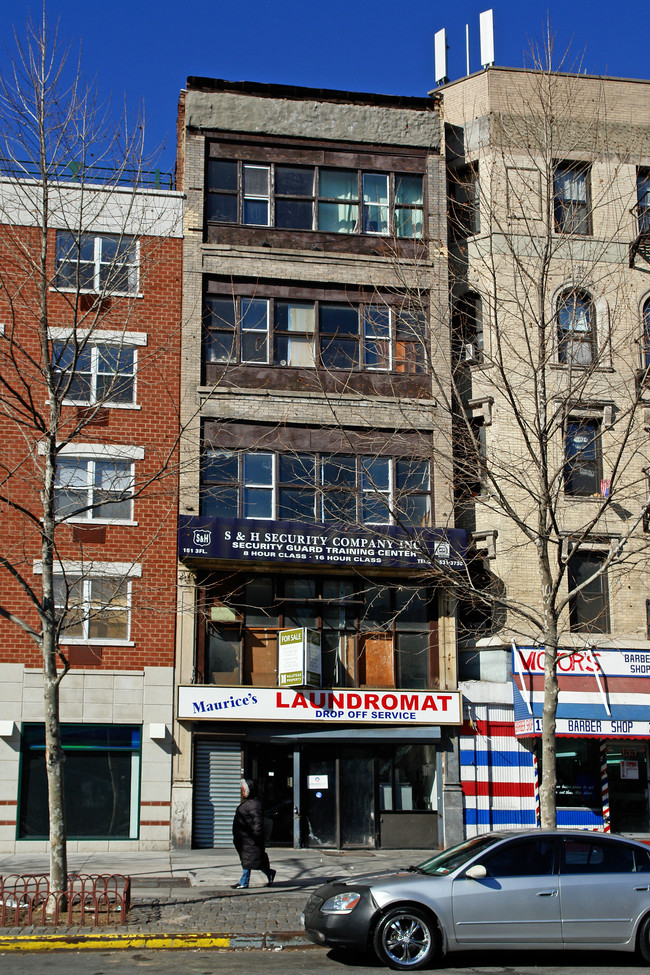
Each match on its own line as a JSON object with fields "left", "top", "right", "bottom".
{"left": 539, "top": 623, "right": 559, "bottom": 828}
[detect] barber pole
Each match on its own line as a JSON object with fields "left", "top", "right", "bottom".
{"left": 600, "top": 742, "right": 611, "bottom": 832}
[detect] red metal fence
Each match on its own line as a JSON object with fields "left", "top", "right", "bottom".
{"left": 0, "top": 873, "right": 131, "bottom": 927}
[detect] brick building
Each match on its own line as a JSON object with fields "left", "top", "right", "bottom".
{"left": 0, "top": 177, "right": 183, "bottom": 851}
{"left": 441, "top": 67, "right": 650, "bottom": 835}
{"left": 172, "top": 79, "right": 464, "bottom": 850}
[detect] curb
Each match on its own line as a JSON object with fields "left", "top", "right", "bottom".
{"left": 0, "top": 930, "right": 316, "bottom": 952}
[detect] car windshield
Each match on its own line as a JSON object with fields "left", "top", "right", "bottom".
{"left": 416, "top": 834, "right": 503, "bottom": 876}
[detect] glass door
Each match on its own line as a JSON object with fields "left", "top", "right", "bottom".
{"left": 301, "top": 746, "right": 377, "bottom": 848}
{"left": 248, "top": 744, "right": 295, "bottom": 846}
{"left": 606, "top": 742, "right": 649, "bottom": 832}
{"left": 302, "top": 749, "right": 337, "bottom": 846}
{"left": 340, "top": 748, "right": 375, "bottom": 847}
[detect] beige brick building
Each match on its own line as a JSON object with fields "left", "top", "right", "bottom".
{"left": 443, "top": 67, "right": 650, "bottom": 834}
{"left": 171, "top": 79, "right": 465, "bottom": 850}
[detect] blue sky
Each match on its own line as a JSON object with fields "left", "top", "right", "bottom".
{"left": 4, "top": 1, "right": 648, "bottom": 175}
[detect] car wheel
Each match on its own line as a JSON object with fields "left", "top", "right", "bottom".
{"left": 638, "top": 913, "right": 650, "bottom": 962}
{"left": 373, "top": 905, "right": 439, "bottom": 971}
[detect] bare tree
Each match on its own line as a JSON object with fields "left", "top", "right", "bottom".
{"left": 0, "top": 12, "right": 181, "bottom": 896}
{"left": 210, "top": 43, "right": 650, "bottom": 830}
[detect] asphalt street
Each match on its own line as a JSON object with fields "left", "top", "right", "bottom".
{"left": 0, "top": 947, "right": 648, "bottom": 974}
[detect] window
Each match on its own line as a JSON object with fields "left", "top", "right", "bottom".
{"left": 560, "top": 837, "right": 640, "bottom": 875}
{"left": 554, "top": 163, "right": 591, "bottom": 234}
{"left": 637, "top": 168, "right": 650, "bottom": 234}
{"left": 564, "top": 418, "right": 601, "bottom": 496}
{"left": 19, "top": 724, "right": 141, "bottom": 839}
{"left": 557, "top": 290, "right": 595, "bottom": 366}
{"left": 378, "top": 744, "right": 437, "bottom": 811}
{"left": 552, "top": 739, "right": 601, "bottom": 809}
{"left": 567, "top": 550, "right": 610, "bottom": 632}
{"left": 51, "top": 567, "right": 137, "bottom": 643}
{"left": 643, "top": 297, "right": 650, "bottom": 369}
{"left": 449, "top": 164, "right": 479, "bottom": 239}
{"left": 203, "top": 292, "right": 426, "bottom": 373}
{"left": 243, "top": 164, "right": 270, "bottom": 225}
{"left": 480, "top": 838, "right": 556, "bottom": 878}
{"left": 205, "top": 574, "right": 435, "bottom": 690}
{"left": 206, "top": 157, "right": 423, "bottom": 238}
{"left": 52, "top": 339, "right": 136, "bottom": 405}
{"left": 453, "top": 293, "right": 483, "bottom": 361}
{"left": 55, "top": 232, "right": 138, "bottom": 295}
{"left": 200, "top": 450, "right": 431, "bottom": 528}
{"left": 54, "top": 457, "right": 134, "bottom": 521}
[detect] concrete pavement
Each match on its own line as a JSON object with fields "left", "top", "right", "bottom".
{"left": 0, "top": 845, "right": 427, "bottom": 951}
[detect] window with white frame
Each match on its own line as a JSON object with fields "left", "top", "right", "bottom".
{"left": 52, "top": 335, "right": 140, "bottom": 405}
{"left": 49, "top": 445, "right": 143, "bottom": 522}
{"left": 55, "top": 457, "right": 134, "bottom": 521}
{"left": 556, "top": 289, "right": 595, "bottom": 366}
{"left": 200, "top": 450, "right": 431, "bottom": 527}
{"left": 41, "top": 562, "right": 141, "bottom": 643}
{"left": 55, "top": 232, "right": 139, "bottom": 295}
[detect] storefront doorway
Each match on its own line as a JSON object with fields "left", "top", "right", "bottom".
{"left": 302, "top": 745, "right": 376, "bottom": 848}
{"left": 606, "top": 742, "right": 649, "bottom": 833}
{"left": 248, "top": 743, "right": 295, "bottom": 846}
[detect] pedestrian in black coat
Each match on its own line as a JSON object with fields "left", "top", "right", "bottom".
{"left": 231, "top": 778, "right": 276, "bottom": 889}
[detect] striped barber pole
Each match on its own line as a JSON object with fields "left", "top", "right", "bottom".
{"left": 600, "top": 741, "right": 611, "bottom": 832}
{"left": 533, "top": 751, "right": 540, "bottom": 826}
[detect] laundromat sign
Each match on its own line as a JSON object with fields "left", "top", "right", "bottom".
{"left": 178, "top": 516, "right": 466, "bottom": 571}
{"left": 178, "top": 686, "right": 462, "bottom": 725}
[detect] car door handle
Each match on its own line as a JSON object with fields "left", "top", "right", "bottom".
{"left": 537, "top": 890, "right": 558, "bottom": 897}
{"left": 635, "top": 886, "right": 650, "bottom": 892}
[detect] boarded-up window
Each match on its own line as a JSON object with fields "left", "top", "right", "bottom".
{"left": 358, "top": 633, "right": 395, "bottom": 687}
{"left": 244, "top": 628, "right": 278, "bottom": 686}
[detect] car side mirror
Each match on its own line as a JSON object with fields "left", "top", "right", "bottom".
{"left": 465, "top": 864, "right": 488, "bottom": 880}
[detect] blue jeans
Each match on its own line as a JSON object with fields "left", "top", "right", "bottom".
{"left": 238, "top": 868, "right": 251, "bottom": 887}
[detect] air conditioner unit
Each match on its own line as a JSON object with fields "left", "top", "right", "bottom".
{"left": 463, "top": 343, "right": 476, "bottom": 361}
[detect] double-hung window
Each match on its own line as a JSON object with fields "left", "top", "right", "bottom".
{"left": 274, "top": 301, "right": 316, "bottom": 367}
{"left": 55, "top": 232, "right": 139, "bottom": 295}
{"left": 554, "top": 163, "right": 591, "bottom": 234}
{"left": 200, "top": 449, "right": 431, "bottom": 527}
{"left": 637, "top": 168, "right": 650, "bottom": 235}
{"left": 568, "top": 550, "right": 610, "bottom": 632}
{"left": 275, "top": 166, "right": 315, "bottom": 229}
{"left": 564, "top": 419, "right": 602, "bottom": 496}
{"left": 643, "top": 298, "right": 650, "bottom": 370}
{"left": 55, "top": 457, "right": 134, "bottom": 521}
{"left": 42, "top": 561, "right": 142, "bottom": 643}
{"left": 202, "top": 297, "right": 270, "bottom": 365}
{"left": 52, "top": 338, "right": 137, "bottom": 405}
{"left": 557, "top": 290, "right": 595, "bottom": 366}
{"left": 242, "top": 164, "right": 270, "bottom": 225}
{"left": 449, "top": 164, "right": 479, "bottom": 239}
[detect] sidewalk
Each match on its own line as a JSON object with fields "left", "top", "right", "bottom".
{"left": 0, "top": 846, "right": 426, "bottom": 952}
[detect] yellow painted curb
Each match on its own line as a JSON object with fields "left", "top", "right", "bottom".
{"left": 0, "top": 933, "right": 231, "bottom": 952}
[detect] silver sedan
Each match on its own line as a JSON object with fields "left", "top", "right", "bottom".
{"left": 301, "top": 829, "right": 650, "bottom": 970}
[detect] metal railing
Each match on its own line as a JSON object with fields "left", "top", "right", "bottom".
{"left": 0, "top": 158, "right": 174, "bottom": 190}
{"left": 0, "top": 873, "right": 131, "bottom": 927}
